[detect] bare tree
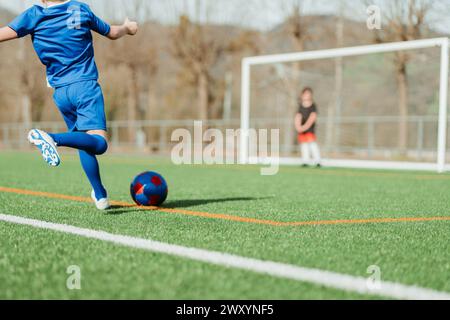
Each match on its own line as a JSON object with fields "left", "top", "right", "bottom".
{"left": 285, "top": 0, "right": 311, "bottom": 78}
{"left": 368, "top": 0, "right": 436, "bottom": 153}
{"left": 326, "top": 0, "right": 346, "bottom": 152}
{"left": 168, "top": 0, "right": 261, "bottom": 121}
{"left": 225, "top": 29, "right": 261, "bottom": 120}
{"left": 271, "top": 0, "right": 314, "bottom": 152}
{"left": 270, "top": 0, "right": 312, "bottom": 98}
{"left": 17, "top": 1, "right": 32, "bottom": 135}
{"left": 0, "top": 3, "right": 49, "bottom": 129}
{"left": 170, "top": 11, "right": 224, "bottom": 120}
{"left": 104, "top": 0, "right": 158, "bottom": 143}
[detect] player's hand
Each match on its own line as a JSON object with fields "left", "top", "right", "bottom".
{"left": 124, "top": 18, "right": 138, "bottom": 36}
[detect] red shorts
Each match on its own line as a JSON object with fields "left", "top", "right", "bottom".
{"left": 298, "top": 132, "right": 317, "bottom": 144}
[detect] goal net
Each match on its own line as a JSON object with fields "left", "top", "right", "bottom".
{"left": 240, "top": 38, "right": 450, "bottom": 172}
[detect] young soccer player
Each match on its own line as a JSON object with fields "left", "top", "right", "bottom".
{"left": 0, "top": 0, "right": 138, "bottom": 210}
{"left": 295, "top": 87, "right": 322, "bottom": 167}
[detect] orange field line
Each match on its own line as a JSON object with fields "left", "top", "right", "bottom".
{"left": 1, "top": 186, "right": 450, "bottom": 227}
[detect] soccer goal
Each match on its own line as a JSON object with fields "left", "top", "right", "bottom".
{"left": 240, "top": 38, "right": 450, "bottom": 173}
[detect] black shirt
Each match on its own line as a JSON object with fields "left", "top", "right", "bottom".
{"left": 298, "top": 103, "right": 318, "bottom": 134}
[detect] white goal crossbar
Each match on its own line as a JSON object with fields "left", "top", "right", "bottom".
{"left": 240, "top": 38, "right": 450, "bottom": 173}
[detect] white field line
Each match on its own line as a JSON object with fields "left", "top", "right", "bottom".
{"left": 1, "top": 213, "right": 449, "bottom": 300}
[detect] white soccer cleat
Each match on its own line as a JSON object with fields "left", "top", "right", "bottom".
{"left": 28, "top": 129, "right": 61, "bottom": 167}
{"left": 91, "top": 190, "right": 111, "bottom": 211}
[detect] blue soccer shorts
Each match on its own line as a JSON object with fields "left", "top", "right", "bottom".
{"left": 53, "top": 80, "right": 107, "bottom": 132}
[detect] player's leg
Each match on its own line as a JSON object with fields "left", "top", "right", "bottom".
{"left": 310, "top": 142, "right": 322, "bottom": 167}
{"left": 59, "top": 82, "right": 109, "bottom": 208}
{"left": 67, "top": 81, "right": 110, "bottom": 208}
{"left": 301, "top": 142, "right": 311, "bottom": 166}
{"left": 75, "top": 82, "right": 110, "bottom": 209}
{"left": 28, "top": 82, "right": 110, "bottom": 210}
{"left": 78, "top": 149, "right": 106, "bottom": 197}
{"left": 47, "top": 131, "right": 108, "bottom": 155}
{"left": 74, "top": 130, "right": 109, "bottom": 210}
{"left": 70, "top": 129, "right": 109, "bottom": 199}
{"left": 30, "top": 128, "right": 109, "bottom": 204}
{"left": 35, "top": 127, "right": 110, "bottom": 206}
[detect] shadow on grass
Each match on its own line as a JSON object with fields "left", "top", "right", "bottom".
{"left": 106, "top": 197, "right": 270, "bottom": 215}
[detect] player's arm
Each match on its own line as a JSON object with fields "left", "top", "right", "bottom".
{"left": 295, "top": 113, "right": 303, "bottom": 133}
{"left": 301, "top": 112, "right": 318, "bottom": 132}
{"left": 0, "top": 27, "right": 18, "bottom": 43}
{"left": 107, "top": 18, "right": 138, "bottom": 40}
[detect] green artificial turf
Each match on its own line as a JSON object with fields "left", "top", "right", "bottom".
{"left": 0, "top": 151, "right": 449, "bottom": 299}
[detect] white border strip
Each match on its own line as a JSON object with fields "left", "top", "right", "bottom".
{"left": 1, "top": 213, "right": 449, "bottom": 300}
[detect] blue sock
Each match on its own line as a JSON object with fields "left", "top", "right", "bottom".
{"left": 49, "top": 131, "right": 108, "bottom": 200}
{"left": 49, "top": 132, "right": 108, "bottom": 155}
{"left": 79, "top": 150, "right": 107, "bottom": 200}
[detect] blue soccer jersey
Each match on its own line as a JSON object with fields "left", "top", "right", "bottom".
{"left": 8, "top": 0, "right": 110, "bottom": 88}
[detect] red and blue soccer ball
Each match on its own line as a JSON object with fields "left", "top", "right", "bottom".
{"left": 130, "top": 171, "right": 168, "bottom": 207}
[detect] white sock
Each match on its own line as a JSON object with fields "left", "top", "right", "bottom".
{"left": 301, "top": 143, "right": 311, "bottom": 165}
{"left": 310, "top": 142, "right": 322, "bottom": 165}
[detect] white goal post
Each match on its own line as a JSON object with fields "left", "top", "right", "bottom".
{"left": 240, "top": 37, "right": 450, "bottom": 173}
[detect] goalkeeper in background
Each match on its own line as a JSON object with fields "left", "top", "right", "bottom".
{"left": 295, "top": 87, "right": 322, "bottom": 167}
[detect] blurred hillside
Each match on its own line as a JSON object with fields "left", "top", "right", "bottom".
{"left": 0, "top": 5, "right": 439, "bottom": 123}
{"left": 0, "top": 3, "right": 446, "bottom": 149}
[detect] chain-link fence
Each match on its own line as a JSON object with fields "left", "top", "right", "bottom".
{"left": 1, "top": 116, "right": 449, "bottom": 163}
